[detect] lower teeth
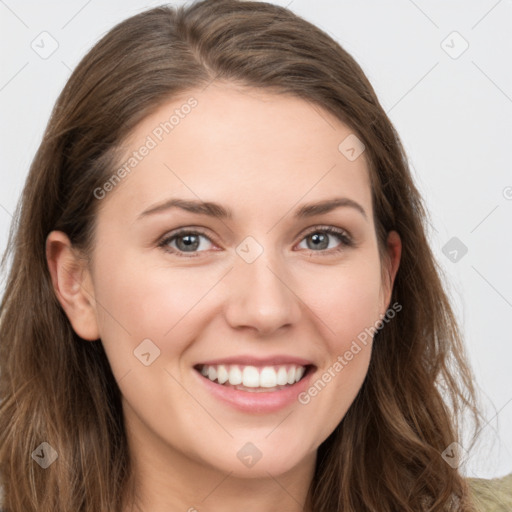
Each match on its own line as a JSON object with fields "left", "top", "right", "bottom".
{"left": 232, "top": 384, "right": 289, "bottom": 393}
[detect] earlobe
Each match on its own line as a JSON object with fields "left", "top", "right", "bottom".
{"left": 45, "top": 230, "right": 100, "bottom": 341}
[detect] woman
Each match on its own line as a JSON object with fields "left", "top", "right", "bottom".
{"left": 0, "top": 0, "right": 502, "bottom": 510}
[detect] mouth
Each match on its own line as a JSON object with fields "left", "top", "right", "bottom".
{"left": 192, "top": 355, "right": 317, "bottom": 413}
{"left": 193, "top": 362, "right": 315, "bottom": 393}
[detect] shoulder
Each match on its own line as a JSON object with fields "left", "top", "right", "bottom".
{"left": 467, "top": 473, "right": 512, "bottom": 511}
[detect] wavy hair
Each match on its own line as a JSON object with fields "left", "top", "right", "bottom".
{"left": 0, "top": 1, "right": 482, "bottom": 510}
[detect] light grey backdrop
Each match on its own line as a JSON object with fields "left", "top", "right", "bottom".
{"left": 1, "top": 0, "right": 511, "bottom": 479}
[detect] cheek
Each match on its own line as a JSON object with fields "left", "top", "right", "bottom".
{"left": 295, "top": 263, "right": 381, "bottom": 437}
{"left": 91, "top": 249, "right": 220, "bottom": 369}
{"left": 300, "top": 258, "right": 383, "bottom": 352}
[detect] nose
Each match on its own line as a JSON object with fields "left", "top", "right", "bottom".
{"left": 223, "top": 249, "right": 302, "bottom": 336}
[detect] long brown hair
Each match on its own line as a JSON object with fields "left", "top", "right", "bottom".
{"left": 0, "top": 1, "right": 482, "bottom": 510}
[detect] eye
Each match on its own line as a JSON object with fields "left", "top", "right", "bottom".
{"left": 157, "top": 225, "right": 354, "bottom": 258}
{"left": 296, "top": 225, "right": 354, "bottom": 256}
{"left": 158, "top": 228, "right": 215, "bottom": 257}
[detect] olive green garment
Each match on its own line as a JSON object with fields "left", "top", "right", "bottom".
{"left": 468, "top": 473, "right": 512, "bottom": 511}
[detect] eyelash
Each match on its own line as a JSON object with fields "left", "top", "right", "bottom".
{"left": 157, "top": 225, "right": 354, "bottom": 258}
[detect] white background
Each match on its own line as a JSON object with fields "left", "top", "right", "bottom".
{"left": 0, "top": 0, "right": 511, "bottom": 479}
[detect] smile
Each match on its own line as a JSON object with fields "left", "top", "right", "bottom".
{"left": 196, "top": 363, "right": 310, "bottom": 391}
{"left": 193, "top": 359, "right": 316, "bottom": 413}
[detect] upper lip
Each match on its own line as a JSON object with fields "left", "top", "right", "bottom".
{"left": 195, "top": 355, "right": 315, "bottom": 367}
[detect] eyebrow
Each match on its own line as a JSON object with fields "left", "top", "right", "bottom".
{"left": 137, "top": 196, "right": 367, "bottom": 221}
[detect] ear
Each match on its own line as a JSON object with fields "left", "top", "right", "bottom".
{"left": 45, "top": 230, "right": 100, "bottom": 341}
{"left": 379, "top": 230, "right": 402, "bottom": 315}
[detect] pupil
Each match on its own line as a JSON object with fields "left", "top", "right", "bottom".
{"left": 178, "top": 234, "right": 199, "bottom": 251}
{"left": 310, "top": 233, "right": 327, "bottom": 250}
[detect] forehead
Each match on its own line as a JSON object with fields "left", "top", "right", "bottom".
{"left": 98, "top": 82, "right": 372, "bottom": 224}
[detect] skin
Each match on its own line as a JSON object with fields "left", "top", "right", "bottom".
{"left": 46, "top": 81, "right": 401, "bottom": 512}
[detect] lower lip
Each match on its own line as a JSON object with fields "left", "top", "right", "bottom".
{"left": 194, "top": 367, "right": 315, "bottom": 414}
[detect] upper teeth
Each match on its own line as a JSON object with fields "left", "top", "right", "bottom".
{"left": 200, "top": 364, "right": 306, "bottom": 388}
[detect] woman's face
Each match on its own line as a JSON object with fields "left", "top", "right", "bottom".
{"left": 52, "top": 82, "right": 400, "bottom": 484}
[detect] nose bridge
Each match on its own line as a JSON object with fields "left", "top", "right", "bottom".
{"left": 224, "top": 236, "right": 301, "bottom": 333}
